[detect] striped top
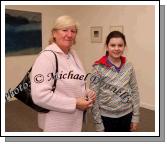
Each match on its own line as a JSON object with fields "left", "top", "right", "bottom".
{"left": 90, "top": 56, "right": 140, "bottom": 131}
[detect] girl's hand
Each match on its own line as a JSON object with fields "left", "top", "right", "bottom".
{"left": 130, "top": 122, "right": 139, "bottom": 131}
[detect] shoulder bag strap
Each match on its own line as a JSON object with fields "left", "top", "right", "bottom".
{"left": 28, "top": 50, "right": 58, "bottom": 91}
{"left": 43, "top": 50, "right": 58, "bottom": 91}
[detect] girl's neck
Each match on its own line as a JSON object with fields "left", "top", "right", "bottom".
{"left": 108, "top": 56, "right": 121, "bottom": 67}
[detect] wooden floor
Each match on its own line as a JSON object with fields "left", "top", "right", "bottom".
{"left": 5, "top": 100, "right": 155, "bottom": 132}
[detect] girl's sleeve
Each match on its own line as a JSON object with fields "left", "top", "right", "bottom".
{"left": 129, "top": 66, "right": 140, "bottom": 123}
{"left": 31, "top": 52, "right": 76, "bottom": 113}
{"left": 89, "top": 65, "right": 104, "bottom": 131}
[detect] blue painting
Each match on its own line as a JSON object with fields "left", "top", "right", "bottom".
{"left": 5, "top": 9, "right": 42, "bottom": 56}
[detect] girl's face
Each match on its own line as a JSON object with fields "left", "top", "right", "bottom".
{"left": 106, "top": 37, "right": 125, "bottom": 60}
{"left": 53, "top": 26, "right": 77, "bottom": 52}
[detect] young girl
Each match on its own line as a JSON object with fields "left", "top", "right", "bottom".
{"left": 90, "top": 31, "right": 140, "bottom": 132}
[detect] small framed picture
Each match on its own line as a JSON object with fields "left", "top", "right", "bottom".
{"left": 110, "top": 25, "right": 124, "bottom": 33}
{"left": 90, "top": 26, "right": 102, "bottom": 43}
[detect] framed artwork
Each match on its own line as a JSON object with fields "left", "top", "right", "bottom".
{"left": 110, "top": 25, "right": 124, "bottom": 33}
{"left": 90, "top": 26, "right": 102, "bottom": 43}
{"left": 5, "top": 9, "right": 42, "bottom": 56}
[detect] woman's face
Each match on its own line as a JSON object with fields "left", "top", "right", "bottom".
{"left": 53, "top": 26, "right": 77, "bottom": 52}
{"left": 106, "top": 37, "right": 125, "bottom": 59}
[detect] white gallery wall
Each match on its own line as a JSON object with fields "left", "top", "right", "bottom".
{"left": 5, "top": 5, "right": 155, "bottom": 110}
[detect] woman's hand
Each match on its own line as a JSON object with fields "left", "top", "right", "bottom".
{"left": 76, "top": 97, "right": 93, "bottom": 111}
{"left": 130, "top": 122, "right": 139, "bottom": 131}
{"left": 85, "top": 89, "right": 96, "bottom": 103}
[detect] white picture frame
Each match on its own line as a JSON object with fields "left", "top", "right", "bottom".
{"left": 90, "top": 26, "right": 102, "bottom": 43}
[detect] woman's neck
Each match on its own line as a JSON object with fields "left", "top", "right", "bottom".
{"left": 61, "top": 48, "right": 69, "bottom": 54}
{"left": 55, "top": 43, "right": 70, "bottom": 54}
{"left": 60, "top": 47, "right": 70, "bottom": 54}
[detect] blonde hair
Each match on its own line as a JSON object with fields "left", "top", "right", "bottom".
{"left": 49, "top": 15, "right": 79, "bottom": 44}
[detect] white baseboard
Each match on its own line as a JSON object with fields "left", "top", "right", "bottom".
{"left": 140, "top": 102, "right": 155, "bottom": 111}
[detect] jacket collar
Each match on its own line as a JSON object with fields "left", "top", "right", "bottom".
{"left": 93, "top": 55, "right": 126, "bottom": 67}
{"left": 47, "top": 43, "right": 86, "bottom": 75}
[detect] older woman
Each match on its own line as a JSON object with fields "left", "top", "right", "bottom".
{"left": 31, "top": 15, "right": 95, "bottom": 132}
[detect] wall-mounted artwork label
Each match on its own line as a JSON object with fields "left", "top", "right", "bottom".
{"left": 5, "top": 9, "right": 42, "bottom": 56}
{"left": 110, "top": 25, "right": 124, "bottom": 33}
